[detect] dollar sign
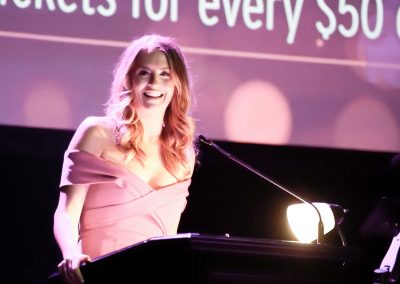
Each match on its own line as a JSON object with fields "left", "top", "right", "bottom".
{"left": 315, "top": 0, "right": 337, "bottom": 40}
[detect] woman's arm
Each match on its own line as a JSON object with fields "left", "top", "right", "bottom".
{"left": 53, "top": 116, "right": 111, "bottom": 283}
{"left": 54, "top": 186, "right": 88, "bottom": 258}
{"left": 53, "top": 185, "right": 90, "bottom": 283}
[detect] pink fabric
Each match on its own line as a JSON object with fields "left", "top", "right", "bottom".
{"left": 60, "top": 150, "right": 190, "bottom": 259}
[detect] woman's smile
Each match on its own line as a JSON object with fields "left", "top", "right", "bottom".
{"left": 143, "top": 90, "right": 164, "bottom": 98}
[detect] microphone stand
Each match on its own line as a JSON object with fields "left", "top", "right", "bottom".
{"left": 198, "top": 135, "right": 325, "bottom": 244}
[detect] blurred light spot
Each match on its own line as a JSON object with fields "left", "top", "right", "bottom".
{"left": 334, "top": 97, "right": 400, "bottom": 152}
{"left": 316, "top": 38, "right": 324, "bottom": 48}
{"left": 355, "top": 10, "right": 400, "bottom": 89}
{"left": 362, "top": 35, "right": 400, "bottom": 89}
{"left": 23, "top": 81, "right": 71, "bottom": 128}
{"left": 224, "top": 80, "right": 292, "bottom": 144}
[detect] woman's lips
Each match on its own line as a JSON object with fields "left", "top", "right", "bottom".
{"left": 143, "top": 91, "right": 164, "bottom": 98}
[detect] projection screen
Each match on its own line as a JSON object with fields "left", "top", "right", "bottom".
{"left": 1, "top": 0, "right": 400, "bottom": 152}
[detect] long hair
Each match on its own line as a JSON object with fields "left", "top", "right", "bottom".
{"left": 105, "top": 34, "right": 195, "bottom": 180}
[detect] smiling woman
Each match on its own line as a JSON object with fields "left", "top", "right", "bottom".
{"left": 132, "top": 50, "right": 175, "bottom": 108}
{"left": 53, "top": 34, "right": 196, "bottom": 284}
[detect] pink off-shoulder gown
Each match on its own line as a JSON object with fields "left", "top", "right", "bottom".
{"left": 60, "top": 150, "right": 191, "bottom": 259}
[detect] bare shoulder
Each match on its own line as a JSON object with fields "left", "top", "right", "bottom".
{"left": 68, "top": 116, "right": 115, "bottom": 156}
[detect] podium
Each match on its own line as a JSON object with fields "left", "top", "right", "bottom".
{"left": 48, "top": 233, "right": 364, "bottom": 283}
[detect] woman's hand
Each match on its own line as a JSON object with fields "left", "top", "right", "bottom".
{"left": 57, "top": 254, "right": 91, "bottom": 284}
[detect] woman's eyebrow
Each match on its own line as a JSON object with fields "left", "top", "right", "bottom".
{"left": 137, "top": 65, "right": 170, "bottom": 70}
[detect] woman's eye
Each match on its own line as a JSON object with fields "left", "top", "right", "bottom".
{"left": 160, "top": 71, "right": 171, "bottom": 78}
{"left": 137, "top": 70, "right": 150, "bottom": 76}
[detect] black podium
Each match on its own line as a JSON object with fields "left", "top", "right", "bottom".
{"left": 48, "top": 233, "right": 364, "bottom": 283}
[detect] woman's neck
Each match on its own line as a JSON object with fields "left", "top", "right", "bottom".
{"left": 139, "top": 109, "right": 165, "bottom": 144}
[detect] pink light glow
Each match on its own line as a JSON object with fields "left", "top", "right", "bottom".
{"left": 23, "top": 80, "right": 72, "bottom": 128}
{"left": 334, "top": 97, "right": 400, "bottom": 151}
{"left": 224, "top": 80, "right": 292, "bottom": 144}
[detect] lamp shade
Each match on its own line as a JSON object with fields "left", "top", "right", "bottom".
{"left": 287, "top": 202, "right": 336, "bottom": 243}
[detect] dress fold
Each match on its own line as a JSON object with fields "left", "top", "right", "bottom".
{"left": 59, "top": 149, "right": 191, "bottom": 258}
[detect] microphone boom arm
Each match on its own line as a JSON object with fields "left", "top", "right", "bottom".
{"left": 199, "top": 135, "right": 325, "bottom": 244}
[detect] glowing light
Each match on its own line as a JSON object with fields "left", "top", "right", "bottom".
{"left": 23, "top": 80, "right": 71, "bottom": 128}
{"left": 287, "top": 202, "right": 335, "bottom": 243}
{"left": 334, "top": 97, "right": 400, "bottom": 152}
{"left": 354, "top": 8, "right": 400, "bottom": 89}
{"left": 224, "top": 80, "right": 292, "bottom": 144}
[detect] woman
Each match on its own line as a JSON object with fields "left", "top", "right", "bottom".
{"left": 53, "top": 34, "right": 196, "bottom": 283}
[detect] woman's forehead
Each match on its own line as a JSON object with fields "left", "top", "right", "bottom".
{"left": 134, "top": 49, "right": 170, "bottom": 69}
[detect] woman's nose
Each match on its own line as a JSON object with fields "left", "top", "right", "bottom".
{"left": 148, "top": 73, "right": 160, "bottom": 85}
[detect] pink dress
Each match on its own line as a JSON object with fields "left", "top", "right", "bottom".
{"left": 60, "top": 150, "right": 191, "bottom": 259}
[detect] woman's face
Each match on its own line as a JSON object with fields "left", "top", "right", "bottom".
{"left": 131, "top": 49, "right": 175, "bottom": 112}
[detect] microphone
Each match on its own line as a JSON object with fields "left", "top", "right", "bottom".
{"left": 198, "top": 135, "right": 325, "bottom": 244}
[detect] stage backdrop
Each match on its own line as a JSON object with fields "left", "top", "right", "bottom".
{"left": 1, "top": 0, "right": 400, "bottom": 152}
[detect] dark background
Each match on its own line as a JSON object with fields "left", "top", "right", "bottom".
{"left": 1, "top": 124, "right": 398, "bottom": 283}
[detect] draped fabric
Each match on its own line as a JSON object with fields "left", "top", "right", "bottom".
{"left": 60, "top": 150, "right": 190, "bottom": 259}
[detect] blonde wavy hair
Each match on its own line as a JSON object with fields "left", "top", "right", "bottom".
{"left": 105, "top": 34, "right": 195, "bottom": 180}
